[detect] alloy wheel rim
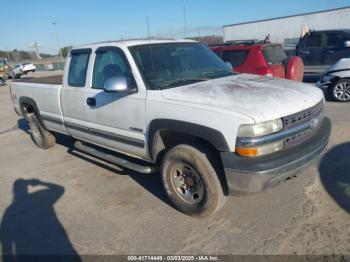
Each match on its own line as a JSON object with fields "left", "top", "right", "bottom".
{"left": 170, "top": 163, "right": 205, "bottom": 205}
{"left": 334, "top": 82, "right": 350, "bottom": 101}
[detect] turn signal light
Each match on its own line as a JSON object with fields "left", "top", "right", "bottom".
{"left": 235, "top": 147, "right": 257, "bottom": 157}
{"left": 236, "top": 140, "right": 284, "bottom": 157}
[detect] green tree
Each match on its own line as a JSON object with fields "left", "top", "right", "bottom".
{"left": 60, "top": 46, "right": 72, "bottom": 58}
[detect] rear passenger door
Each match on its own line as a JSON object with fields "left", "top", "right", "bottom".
{"left": 298, "top": 33, "right": 324, "bottom": 66}
{"left": 61, "top": 48, "right": 92, "bottom": 142}
{"left": 324, "top": 32, "right": 350, "bottom": 65}
{"left": 84, "top": 46, "right": 146, "bottom": 159}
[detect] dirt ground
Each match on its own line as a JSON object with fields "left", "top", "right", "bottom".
{"left": 0, "top": 72, "right": 349, "bottom": 257}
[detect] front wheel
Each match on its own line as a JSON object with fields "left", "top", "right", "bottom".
{"left": 330, "top": 79, "right": 350, "bottom": 102}
{"left": 0, "top": 78, "right": 4, "bottom": 86}
{"left": 161, "top": 144, "right": 226, "bottom": 217}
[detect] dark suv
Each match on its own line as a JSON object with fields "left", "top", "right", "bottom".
{"left": 296, "top": 29, "right": 350, "bottom": 72}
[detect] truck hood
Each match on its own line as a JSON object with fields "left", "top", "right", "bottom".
{"left": 161, "top": 74, "right": 324, "bottom": 123}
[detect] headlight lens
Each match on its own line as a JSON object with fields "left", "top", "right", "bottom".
{"left": 236, "top": 119, "right": 284, "bottom": 157}
{"left": 238, "top": 119, "right": 283, "bottom": 137}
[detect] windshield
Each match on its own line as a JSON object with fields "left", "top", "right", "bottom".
{"left": 130, "top": 42, "right": 234, "bottom": 89}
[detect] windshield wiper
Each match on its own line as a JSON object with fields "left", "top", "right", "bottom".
{"left": 159, "top": 78, "right": 209, "bottom": 89}
{"left": 200, "top": 68, "right": 234, "bottom": 77}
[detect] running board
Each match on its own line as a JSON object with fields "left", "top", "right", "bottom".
{"left": 74, "top": 141, "right": 157, "bottom": 174}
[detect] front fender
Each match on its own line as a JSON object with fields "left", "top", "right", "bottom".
{"left": 148, "top": 119, "right": 230, "bottom": 161}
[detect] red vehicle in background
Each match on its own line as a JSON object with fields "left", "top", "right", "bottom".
{"left": 211, "top": 41, "right": 304, "bottom": 81}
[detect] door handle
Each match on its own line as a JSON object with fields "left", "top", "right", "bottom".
{"left": 326, "top": 50, "right": 334, "bottom": 54}
{"left": 301, "top": 51, "right": 310, "bottom": 55}
{"left": 86, "top": 97, "right": 96, "bottom": 106}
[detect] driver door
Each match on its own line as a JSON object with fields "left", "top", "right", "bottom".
{"left": 84, "top": 46, "right": 147, "bottom": 159}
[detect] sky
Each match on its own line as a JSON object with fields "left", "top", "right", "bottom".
{"left": 1, "top": 0, "right": 349, "bottom": 54}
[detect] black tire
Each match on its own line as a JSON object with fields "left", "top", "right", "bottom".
{"left": 27, "top": 113, "right": 55, "bottom": 149}
{"left": 0, "top": 78, "right": 4, "bottom": 86}
{"left": 161, "top": 144, "right": 226, "bottom": 217}
{"left": 330, "top": 79, "right": 350, "bottom": 102}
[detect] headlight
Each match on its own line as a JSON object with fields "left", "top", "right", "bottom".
{"left": 237, "top": 119, "right": 283, "bottom": 137}
{"left": 321, "top": 75, "right": 335, "bottom": 82}
{"left": 236, "top": 119, "right": 284, "bottom": 157}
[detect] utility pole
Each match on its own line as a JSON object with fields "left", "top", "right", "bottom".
{"left": 52, "top": 21, "right": 64, "bottom": 71}
{"left": 6, "top": 48, "right": 10, "bottom": 63}
{"left": 183, "top": 0, "right": 187, "bottom": 38}
{"left": 29, "top": 42, "right": 43, "bottom": 59}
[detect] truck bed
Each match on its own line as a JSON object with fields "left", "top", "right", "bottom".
{"left": 13, "top": 75, "right": 63, "bottom": 85}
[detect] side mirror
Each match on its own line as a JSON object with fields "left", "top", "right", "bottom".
{"left": 103, "top": 76, "right": 135, "bottom": 93}
{"left": 344, "top": 41, "right": 350, "bottom": 48}
{"left": 225, "top": 61, "right": 233, "bottom": 70}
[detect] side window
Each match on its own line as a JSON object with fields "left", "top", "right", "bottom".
{"left": 92, "top": 48, "right": 131, "bottom": 89}
{"left": 222, "top": 50, "right": 249, "bottom": 67}
{"left": 262, "top": 45, "right": 287, "bottom": 65}
{"left": 304, "top": 34, "right": 322, "bottom": 47}
{"left": 326, "top": 33, "right": 341, "bottom": 47}
{"left": 68, "top": 51, "right": 90, "bottom": 87}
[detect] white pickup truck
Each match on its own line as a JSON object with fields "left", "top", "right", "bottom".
{"left": 10, "top": 39, "right": 331, "bottom": 217}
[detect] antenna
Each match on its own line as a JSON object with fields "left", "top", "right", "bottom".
{"left": 146, "top": 15, "right": 155, "bottom": 71}
{"left": 29, "top": 42, "right": 43, "bottom": 59}
{"left": 146, "top": 15, "right": 151, "bottom": 40}
{"left": 183, "top": 0, "right": 187, "bottom": 38}
{"left": 52, "top": 20, "right": 64, "bottom": 71}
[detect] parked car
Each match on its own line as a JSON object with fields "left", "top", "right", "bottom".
{"left": 317, "top": 58, "right": 350, "bottom": 102}
{"left": 211, "top": 41, "right": 304, "bottom": 81}
{"left": 294, "top": 29, "right": 350, "bottom": 73}
{"left": 10, "top": 39, "right": 331, "bottom": 217}
{"left": 12, "top": 63, "right": 36, "bottom": 78}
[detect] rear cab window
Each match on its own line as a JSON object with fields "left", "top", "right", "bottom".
{"left": 326, "top": 32, "right": 344, "bottom": 47}
{"left": 222, "top": 50, "right": 249, "bottom": 67}
{"left": 262, "top": 45, "right": 287, "bottom": 65}
{"left": 68, "top": 49, "right": 91, "bottom": 87}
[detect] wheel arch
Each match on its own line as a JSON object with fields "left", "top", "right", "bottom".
{"left": 148, "top": 119, "right": 230, "bottom": 163}
{"left": 18, "top": 96, "right": 47, "bottom": 128}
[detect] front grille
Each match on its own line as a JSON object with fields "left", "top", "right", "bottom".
{"left": 285, "top": 128, "right": 315, "bottom": 148}
{"left": 283, "top": 101, "right": 324, "bottom": 149}
{"left": 283, "top": 101, "right": 324, "bottom": 129}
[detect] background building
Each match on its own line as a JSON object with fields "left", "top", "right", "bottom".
{"left": 223, "top": 6, "right": 350, "bottom": 47}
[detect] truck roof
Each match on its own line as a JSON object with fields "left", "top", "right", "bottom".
{"left": 73, "top": 38, "right": 197, "bottom": 50}
{"left": 309, "top": 29, "right": 350, "bottom": 34}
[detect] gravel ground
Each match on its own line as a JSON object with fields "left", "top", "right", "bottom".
{"left": 0, "top": 72, "right": 349, "bottom": 257}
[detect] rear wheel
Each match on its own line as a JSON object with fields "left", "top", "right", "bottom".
{"left": 27, "top": 113, "right": 55, "bottom": 149}
{"left": 161, "top": 144, "right": 226, "bottom": 217}
{"left": 331, "top": 79, "right": 350, "bottom": 102}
